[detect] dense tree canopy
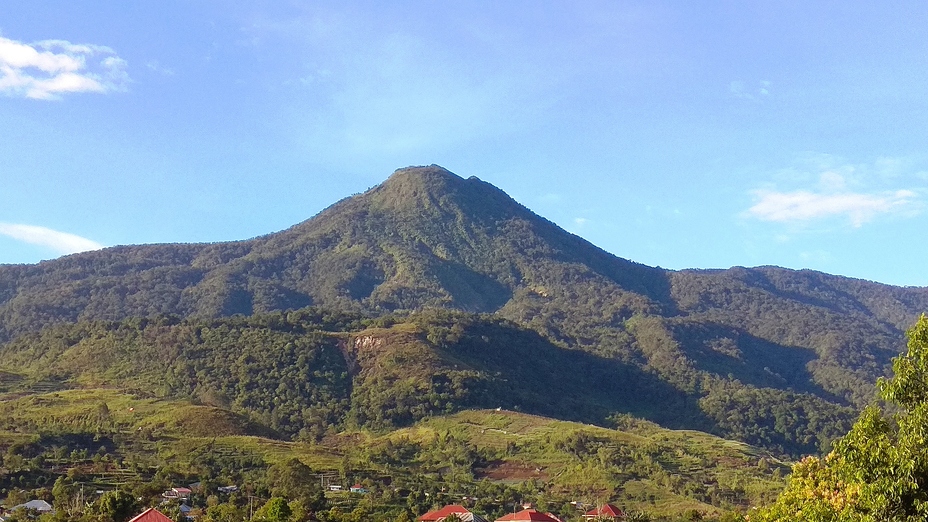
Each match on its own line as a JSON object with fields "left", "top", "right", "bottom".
{"left": 754, "top": 315, "right": 928, "bottom": 521}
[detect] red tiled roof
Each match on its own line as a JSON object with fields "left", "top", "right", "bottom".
{"left": 583, "top": 504, "right": 625, "bottom": 518}
{"left": 496, "top": 508, "right": 560, "bottom": 522}
{"left": 128, "top": 508, "right": 175, "bottom": 522}
{"left": 419, "top": 505, "right": 470, "bottom": 521}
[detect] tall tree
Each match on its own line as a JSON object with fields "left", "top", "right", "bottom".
{"left": 95, "top": 490, "right": 140, "bottom": 522}
{"left": 256, "top": 497, "right": 292, "bottom": 522}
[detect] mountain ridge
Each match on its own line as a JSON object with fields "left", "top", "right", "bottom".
{"left": 2, "top": 164, "right": 928, "bottom": 457}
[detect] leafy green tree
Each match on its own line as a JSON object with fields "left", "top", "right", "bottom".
{"left": 307, "top": 489, "right": 327, "bottom": 514}
{"left": 320, "top": 507, "right": 344, "bottom": 522}
{"left": 755, "top": 315, "right": 928, "bottom": 520}
{"left": 256, "top": 497, "right": 292, "bottom": 522}
{"left": 287, "top": 500, "right": 311, "bottom": 522}
{"left": 51, "top": 476, "right": 75, "bottom": 512}
{"left": 393, "top": 511, "right": 414, "bottom": 522}
{"left": 266, "top": 458, "right": 325, "bottom": 510}
{"left": 204, "top": 502, "right": 245, "bottom": 522}
{"left": 94, "top": 490, "right": 140, "bottom": 522}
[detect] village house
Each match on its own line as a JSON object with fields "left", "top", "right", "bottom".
{"left": 418, "top": 504, "right": 488, "bottom": 522}
{"left": 128, "top": 508, "right": 175, "bottom": 522}
{"left": 1, "top": 499, "right": 55, "bottom": 519}
{"left": 495, "top": 507, "right": 562, "bottom": 522}
{"left": 582, "top": 504, "right": 626, "bottom": 520}
{"left": 162, "top": 487, "right": 192, "bottom": 500}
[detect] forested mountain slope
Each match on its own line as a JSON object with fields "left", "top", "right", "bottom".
{"left": 0, "top": 310, "right": 697, "bottom": 438}
{"left": 2, "top": 165, "right": 927, "bottom": 457}
{"left": 0, "top": 165, "right": 667, "bottom": 337}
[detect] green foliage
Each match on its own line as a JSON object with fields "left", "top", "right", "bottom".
{"left": 0, "top": 303, "right": 862, "bottom": 458}
{"left": 698, "top": 383, "right": 854, "bottom": 456}
{"left": 204, "top": 502, "right": 245, "bottom": 522}
{"left": 0, "top": 312, "right": 356, "bottom": 439}
{"left": 755, "top": 315, "right": 928, "bottom": 520}
{"left": 266, "top": 458, "right": 325, "bottom": 510}
{"left": 255, "top": 497, "right": 292, "bottom": 522}
{"left": 95, "top": 490, "right": 139, "bottom": 522}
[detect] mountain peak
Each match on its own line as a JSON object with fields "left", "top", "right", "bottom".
{"left": 379, "top": 165, "right": 469, "bottom": 198}
{"left": 390, "top": 164, "right": 461, "bottom": 182}
{"left": 369, "top": 164, "right": 504, "bottom": 216}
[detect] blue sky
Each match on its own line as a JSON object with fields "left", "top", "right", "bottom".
{"left": 2, "top": 1, "right": 928, "bottom": 286}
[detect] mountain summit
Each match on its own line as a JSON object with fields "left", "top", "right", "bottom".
{"left": 0, "top": 165, "right": 662, "bottom": 330}
{"left": 181, "top": 164, "right": 668, "bottom": 318}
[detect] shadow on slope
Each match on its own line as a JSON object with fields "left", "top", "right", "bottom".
{"left": 404, "top": 311, "right": 713, "bottom": 432}
{"left": 671, "top": 321, "right": 840, "bottom": 401}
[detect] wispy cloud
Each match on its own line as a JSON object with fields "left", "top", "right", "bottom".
{"left": 747, "top": 189, "right": 916, "bottom": 227}
{"left": 145, "top": 60, "right": 174, "bottom": 76}
{"left": 0, "top": 36, "right": 129, "bottom": 100}
{"left": 730, "top": 80, "right": 771, "bottom": 100}
{"left": 745, "top": 157, "right": 925, "bottom": 227}
{"left": 0, "top": 223, "right": 104, "bottom": 254}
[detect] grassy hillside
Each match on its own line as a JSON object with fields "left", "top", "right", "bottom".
{"left": 382, "top": 410, "right": 788, "bottom": 517}
{"left": 0, "top": 379, "right": 786, "bottom": 520}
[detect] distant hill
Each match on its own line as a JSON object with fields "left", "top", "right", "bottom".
{"left": 2, "top": 164, "right": 928, "bottom": 457}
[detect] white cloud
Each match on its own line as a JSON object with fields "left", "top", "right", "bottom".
{"left": 0, "top": 223, "right": 104, "bottom": 255}
{"left": 730, "top": 80, "right": 771, "bottom": 100}
{"left": 574, "top": 217, "right": 589, "bottom": 227}
{"left": 818, "top": 170, "right": 848, "bottom": 191}
{"left": 0, "top": 36, "right": 129, "bottom": 100}
{"left": 729, "top": 81, "right": 746, "bottom": 98}
{"left": 146, "top": 60, "right": 174, "bottom": 76}
{"left": 746, "top": 155, "right": 927, "bottom": 227}
{"left": 746, "top": 189, "right": 917, "bottom": 227}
